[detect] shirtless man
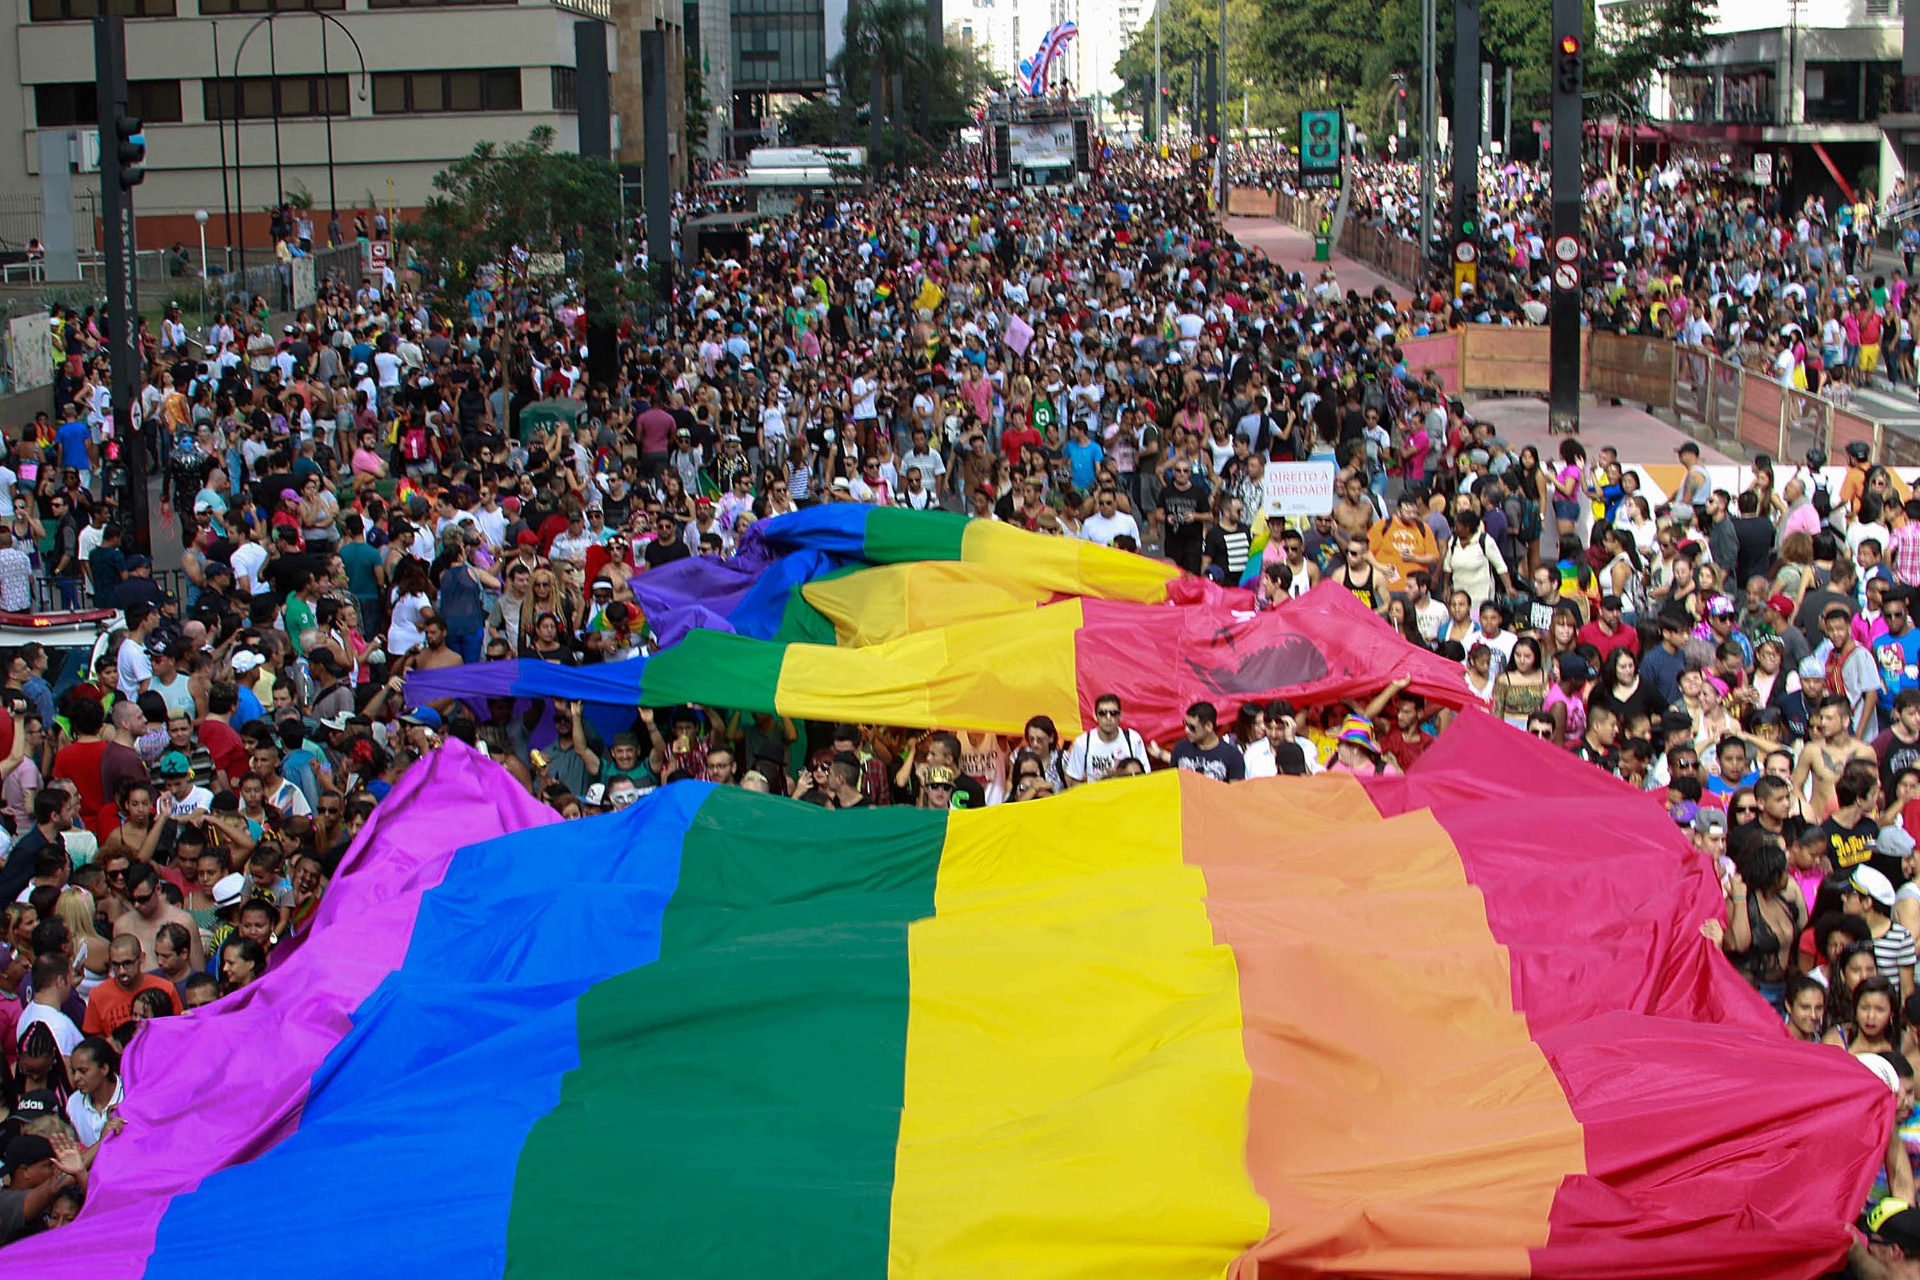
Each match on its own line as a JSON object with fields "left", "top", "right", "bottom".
{"left": 1331, "top": 471, "right": 1377, "bottom": 548}
{"left": 1793, "top": 694, "right": 1880, "bottom": 816}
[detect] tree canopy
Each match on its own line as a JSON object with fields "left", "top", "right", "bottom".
{"left": 404, "top": 126, "right": 626, "bottom": 308}
{"left": 1112, "top": 0, "right": 1720, "bottom": 142}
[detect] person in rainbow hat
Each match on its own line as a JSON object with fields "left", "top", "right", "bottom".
{"left": 1328, "top": 714, "right": 1401, "bottom": 777}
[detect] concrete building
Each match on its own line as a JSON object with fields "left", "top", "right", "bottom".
{"left": 1617, "top": 0, "right": 1906, "bottom": 202}
{"left": 1, "top": 0, "right": 686, "bottom": 259}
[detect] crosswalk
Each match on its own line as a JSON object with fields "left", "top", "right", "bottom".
{"left": 1838, "top": 380, "right": 1920, "bottom": 441}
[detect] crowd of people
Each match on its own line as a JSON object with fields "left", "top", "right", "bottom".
{"left": 4, "top": 143, "right": 1920, "bottom": 1272}
{"left": 1240, "top": 144, "right": 1920, "bottom": 401}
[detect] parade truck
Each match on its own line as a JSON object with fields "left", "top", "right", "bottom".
{"left": 983, "top": 97, "right": 1095, "bottom": 192}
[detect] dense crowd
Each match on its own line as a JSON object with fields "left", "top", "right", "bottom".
{"left": 1241, "top": 146, "right": 1919, "bottom": 399}
{"left": 5, "top": 147, "right": 1920, "bottom": 1273}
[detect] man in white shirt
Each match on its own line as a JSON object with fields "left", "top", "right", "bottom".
{"left": 1063, "top": 694, "right": 1150, "bottom": 785}
{"left": 1080, "top": 490, "right": 1141, "bottom": 547}
{"left": 18, "top": 957, "right": 80, "bottom": 1059}
{"left": 116, "top": 607, "right": 157, "bottom": 701}
{"left": 900, "top": 427, "right": 945, "bottom": 500}
{"left": 1244, "top": 704, "right": 1322, "bottom": 778}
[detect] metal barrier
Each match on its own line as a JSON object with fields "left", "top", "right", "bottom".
{"left": 28, "top": 566, "right": 188, "bottom": 617}
{"left": 1413, "top": 329, "right": 1898, "bottom": 465}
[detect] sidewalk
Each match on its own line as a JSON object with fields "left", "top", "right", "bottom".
{"left": 1465, "top": 395, "right": 1738, "bottom": 472}
{"left": 1224, "top": 216, "right": 1401, "bottom": 299}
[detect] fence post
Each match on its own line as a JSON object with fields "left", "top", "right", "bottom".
{"left": 1775, "top": 386, "right": 1789, "bottom": 460}
{"left": 1875, "top": 422, "right": 1886, "bottom": 466}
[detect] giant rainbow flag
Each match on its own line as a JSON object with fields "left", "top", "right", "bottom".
{"left": 632, "top": 506, "right": 1182, "bottom": 646}
{"left": 8, "top": 717, "right": 1888, "bottom": 1279}
{"left": 409, "top": 582, "right": 1470, "bottom": 741}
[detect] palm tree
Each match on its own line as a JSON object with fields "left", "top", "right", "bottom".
{"left": 836, "top": 0, "right": 928, "bottom": 162}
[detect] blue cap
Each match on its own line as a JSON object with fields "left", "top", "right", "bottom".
{"left": 400, "top": 707, "right": 442, "bottom": 730}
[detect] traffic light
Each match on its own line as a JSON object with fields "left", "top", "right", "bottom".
{"left": 1461, "top": 217, "right": 1477, "bottom": 238}
{"left": 1555, "top": 33, "right": 1582, "bottom": 96}
{"left": 1205, "top": 131, "right": 1219, "bottom": 158}
{"left": 114, "top": 112, "right": 144, "bottom": 188}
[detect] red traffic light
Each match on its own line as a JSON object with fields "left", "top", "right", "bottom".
{"left": 1558, "top": 34, "right": 1580, "bottom": 55}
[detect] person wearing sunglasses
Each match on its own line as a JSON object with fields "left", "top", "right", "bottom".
{"left": 1062, "top": 694, "right": 1148, "bottom": 787}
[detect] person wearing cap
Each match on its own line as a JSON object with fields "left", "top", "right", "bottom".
{"left": 0, "top": 1132, "right": 83, "bottom": 1243}
{"left": 1761, "top": 592, "right": 1815, "bottom": 672}
{"left": 1842, "top": 858, "right": 1919, "bottom": 991}
{"left": 154, "top": 749, "right": 213, "bottom": 818}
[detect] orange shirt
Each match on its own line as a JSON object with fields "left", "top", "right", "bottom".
{"left": 1366, "top": 517, "right": 1438, "bottom": 590}
{"left": 82, "top": 972, "right": 182, "bottom": 1037}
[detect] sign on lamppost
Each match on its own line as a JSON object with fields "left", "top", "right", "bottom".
{"left": 1299, "top": 108, "right": 1343, "bottom": 190}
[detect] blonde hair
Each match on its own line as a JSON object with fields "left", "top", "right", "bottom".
{"left": 56, "top": 887, "right": 106, "bottom": 949}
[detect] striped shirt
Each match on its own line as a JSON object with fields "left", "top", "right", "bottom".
{"left": 1874, "top": 922, "right": 1918, "bottom": 994}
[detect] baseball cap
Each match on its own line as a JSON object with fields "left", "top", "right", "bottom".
{"left": 400, "top": 707, "right": 443, "bottom": 730}
{"left": 1707, "top": 595, "right": 1736, "bottom": 618}
{"left": 922, "top": 765, "right": 957, "bottom": 787}
{"left": 1852, "top": 865, "right": 1898, "bottom": 908}
{"left": 1797, "top": 655, "right": 1827, "bottom": 680}
{"left": 1879, "top": 826, "right": 1919, "bottom": 863}
{"left": 11, "top": 1091, "right": 58, "bottom": 1122}
{"left": 125, "top": 554, "right": 152, "bottom": 570}
{"left": 1692, "top": 808, "right": 1726, "bottom": 836}
{"left": 1865, "top": 1199, "right": 1920, "bottom": 1258}
{"left": 320, "top": 711, "right": 355, "bottom": 731}
{"left": 156, "top": 750, "right": 193, "bottom": 779}
{"left": 1766, "top": 593, "right": 1795, "bottom": 616}
{"left": 0, "top": 1134, "right": 52, "bottom": 1177}
{"left": 205, "top": 561, "right": 233, "bottom": 579}
{"left": 231, "top": 651, "right": 267, "bottom": 674}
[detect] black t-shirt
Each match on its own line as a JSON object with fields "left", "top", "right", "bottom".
{"left": 1823, "top": 814, "right": 1881, "bottom": 875}
{"left": 644, "top": 538, "right": 690, "bottom": 569}
{"left": 1159, "top": 480, "right": 1210, "bottom": 549}
{"left": 1172, "top": 738, "right": 1246, "bottom": 782}
{"left": 1876, "top": 727, "right": 1920, "bottom": 795}
{"left": 251, "top": 470, "right": 299, "bottom": 514}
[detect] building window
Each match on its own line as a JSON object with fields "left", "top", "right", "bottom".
{"left": 29, "top": 0, "right": 174, "bottom": 18}
{"left": 552, "top": 67, "right": 579, "bottom": 112}
{"left": 203, "top": 75, "right": 349, "bottom": 120}
{"left": 35, "top": 79, "right": 183, "bottom": 126}
{"left": 370, "top": 69, "right": 522, "bottom": 114}
{"left": 200, "top": 0, "right": 344, "bottom": 12}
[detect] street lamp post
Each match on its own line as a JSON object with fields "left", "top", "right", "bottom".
{"left": 194, "top": 208, "right": 209, "bottom": 328}
{"left": 219, "top": 11, "right": 369, "bottom": 271}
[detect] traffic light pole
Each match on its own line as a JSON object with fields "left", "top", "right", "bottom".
{"left": 1548, "top": 0, "right": 1583, "bottom": 435}
{"left": 94, "top": 14, "right": 150, "bottom": 555}
{"left": 1450, "top": 0, "right": 1479, "bottom": 252}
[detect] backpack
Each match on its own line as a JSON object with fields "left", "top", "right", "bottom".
{"left": 402, "top": 425, "right": 429, "bottom": 462}
{"left": 1508, "top": 489, "right": 1543, "bottom": 544}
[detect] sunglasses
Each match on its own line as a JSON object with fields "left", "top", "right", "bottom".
{"left": 1529, "top": 728, "right": 1555, "bottom": 739}
{"left": 1731, "top": 805, "right": 1759, "bottom": 817}
{"left": 130, "top": 892, "right": 155, "bottom": 905}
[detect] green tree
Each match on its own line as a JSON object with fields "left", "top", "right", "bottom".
{"left": 1587, "top": 0, "right": 1722, "bottom": 111}
{"left": 404, "top": 126, "right": 626, "bottom": 307}
{"left": 786, "top": 2, "right": 1000, "bottom": 153}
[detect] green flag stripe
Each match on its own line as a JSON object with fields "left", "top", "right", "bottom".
{"left": 864, "top": 507, "right": 968, "bottom": 565}
{"left": 640, "top": 629, "right": 787, "bottom": 712}
{"left": 505, "top": 789, "right": 946, "bottom": 1278}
